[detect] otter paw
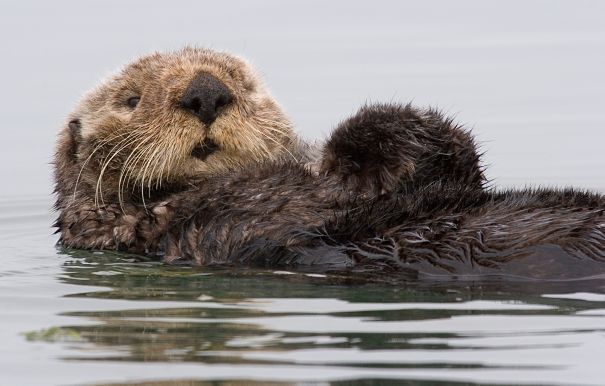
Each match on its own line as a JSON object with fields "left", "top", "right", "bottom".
{"left": 321, "top": 103, "right": 425, "bottom": 195}
{"left": 304, "top": 161, "right": 321, "bottom": 177}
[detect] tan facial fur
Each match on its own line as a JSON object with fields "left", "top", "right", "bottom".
{"left": 54, "top": 47, "right": 299, "bottom": 208}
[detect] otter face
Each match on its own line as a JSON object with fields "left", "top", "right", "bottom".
{"left": 55, "top": 47, "right": 296, "bottom": 206}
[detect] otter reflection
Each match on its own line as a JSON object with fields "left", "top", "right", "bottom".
{"left": 42, "top": 250, "right": 605, "bottom": 368}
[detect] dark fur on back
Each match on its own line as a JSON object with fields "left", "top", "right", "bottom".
{"left": 54, "top": 103, "right": 605, "bottom": 282}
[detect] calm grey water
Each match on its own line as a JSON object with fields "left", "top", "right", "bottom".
{"left": 1, "top": 1, "right": 605, "bottom": 385}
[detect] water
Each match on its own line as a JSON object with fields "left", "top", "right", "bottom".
{"left": 3, "top": 208, "right": 605, "bottom": 385}
{"left": 1, "top": 1, "right": 605, "bottom": 385}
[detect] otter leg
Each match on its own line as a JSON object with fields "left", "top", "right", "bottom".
{"left": 321, "top": 103, "right": 486, "bottom": 195}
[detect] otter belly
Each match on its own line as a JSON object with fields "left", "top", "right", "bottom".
{"left": 317, "top": 189, "right": 605, "bottom": 282}
{"left": 152, "top": 168, "right": 605, "bottom": 282}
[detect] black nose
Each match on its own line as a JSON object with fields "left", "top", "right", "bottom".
{"left": 179, "top": 72, "right": 233, "bottom": 125}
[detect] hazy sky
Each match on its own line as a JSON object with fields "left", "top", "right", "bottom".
{"left": 1, "top": 0, "right": 604, "bottom": 197}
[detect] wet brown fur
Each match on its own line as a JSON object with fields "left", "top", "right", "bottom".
{"left": 54, "top": 48, "right": 605, "bottom": 282}
{"left": 55, "top": 47, "right": 308, "bottom": 249}
{"left": 321, "top": 103, "right": 485, "bottom": 195}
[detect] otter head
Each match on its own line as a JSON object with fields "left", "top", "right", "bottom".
{"left": 54, "top": 47, "right": 297, "bottom": 208}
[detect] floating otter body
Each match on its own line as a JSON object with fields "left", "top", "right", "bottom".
{"left": 54, "top": 48, "right": 605, "bottom": 282}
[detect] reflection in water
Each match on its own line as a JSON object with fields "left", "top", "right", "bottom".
{"left": 99, "top": 380, "right": 495, "bottom": 386}
{"left": 27, "top": 248, "right": 603, "bottom": 385}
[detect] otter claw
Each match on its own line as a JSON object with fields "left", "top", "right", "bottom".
{"left": 304, "top": 161, "right": 321, "bottom": 177}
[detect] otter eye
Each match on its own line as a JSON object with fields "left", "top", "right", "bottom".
{"left": 127, "top": 96, "right": 140, "bottom": 108}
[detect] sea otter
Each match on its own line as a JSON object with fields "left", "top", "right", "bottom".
{"left": 54, "top": 47, "right": 484, "bottom": 250}
{"left": 54, "top": 47, "right": 605, "bottom": 282}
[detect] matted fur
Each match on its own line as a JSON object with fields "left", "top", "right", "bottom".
{"left": 53, "top": 48, "right": 605, "bottom": 282}
{"left": 321, "top": 103, "right": 485, "bottom": 195}
{"left": 54, "top": 47, "right": 312, "bottom": 248}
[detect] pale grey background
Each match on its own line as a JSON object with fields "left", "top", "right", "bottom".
{"left": 0, "top": 0, "right": 604, "bottom": 197}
